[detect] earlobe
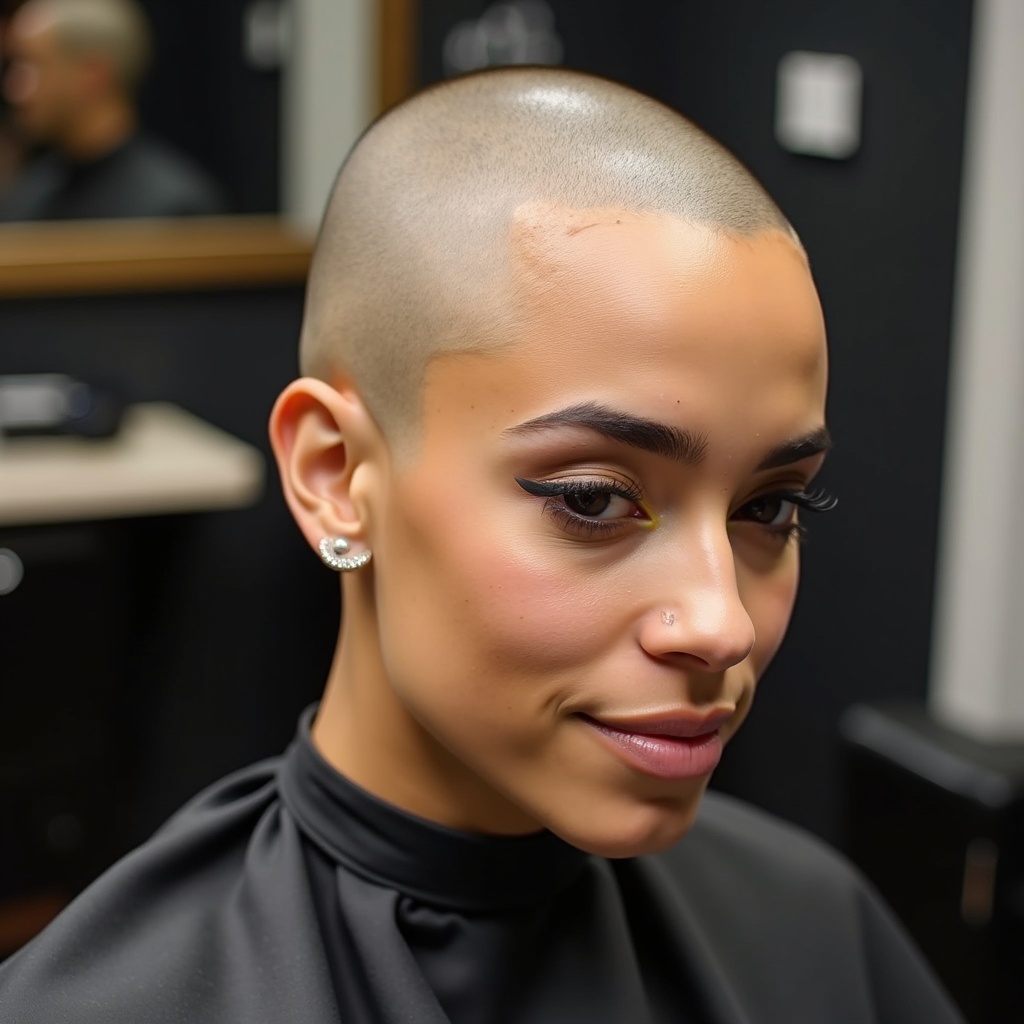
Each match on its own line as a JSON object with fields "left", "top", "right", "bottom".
{"left": 269, "top": 377, "right": 378, "bottom": 553}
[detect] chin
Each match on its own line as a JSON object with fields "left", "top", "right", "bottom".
{"left": 553, "top": 795, "right": 703, "bottom": 860}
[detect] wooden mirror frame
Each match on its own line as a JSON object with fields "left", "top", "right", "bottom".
{"left": 0, "top": 1, "right": 418, "bottom": 300}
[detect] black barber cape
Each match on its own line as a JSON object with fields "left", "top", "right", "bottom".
{"left": 0, "top": 711, "right": 964, "bottom": 1023}
{"left": 0, "top": 132, "right": 225, "bottom": 222}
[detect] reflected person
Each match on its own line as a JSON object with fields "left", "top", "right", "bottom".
{"left": 0, "top": 0, "right": 224, "bottom": 221}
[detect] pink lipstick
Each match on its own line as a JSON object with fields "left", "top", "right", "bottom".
{"left": 580, "top": 711, "right": 731, "bottom": 781}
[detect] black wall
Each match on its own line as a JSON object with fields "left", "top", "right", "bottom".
{"left": 419, "top": 0, "right": 973, "bottom": 843}
{"left": 0, "top": 286, "right": 337, "bottom": 856}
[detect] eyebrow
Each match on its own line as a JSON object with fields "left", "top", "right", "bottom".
{"left": 505, "top": 402, "right": 832, "bottom": 471}
{"left": 756, "top": 426, "right": 833, "bottom": 470}
{"left": 504, "top": 402, "right": 709, "bottom": 464}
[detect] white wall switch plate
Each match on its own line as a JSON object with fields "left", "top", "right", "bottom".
{"left": 775, "top": 50, "right": 863, "bottom": 159}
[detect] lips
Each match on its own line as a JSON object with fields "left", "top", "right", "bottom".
{"left": 579, "top": 710, "right": 732, "bottom": 781}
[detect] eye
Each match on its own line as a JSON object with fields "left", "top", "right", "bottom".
{"left": 733, "top": 488, "right": 837, "bottom": 541}
{"left": 561, "top": 484, "right": 632, "bottom": 519}
{"left": 736, "top": 493, "right": 796, "bottom": 528}
{"left": 515, "top": 476, "right": 651, "bottom": 536}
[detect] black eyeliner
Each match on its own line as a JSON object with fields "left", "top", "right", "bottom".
{"left": 515, "top": 477, "right": 565, "bottom": 497}
{"left": 514, "top": 477, "right": 644, "bottom": 502}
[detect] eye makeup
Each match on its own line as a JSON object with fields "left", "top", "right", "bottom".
{"left": 515, "top": 476, "right": 655, "bottom": 538}
{"left": 516, "top": 474, "right": 837, "bottom": 545}
{"left": 732, "top": 487, "right": 837, "bottom": 543}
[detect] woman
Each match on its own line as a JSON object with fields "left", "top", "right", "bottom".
{"left": 0, "top": 67, "right": 964, "bottom": 1023}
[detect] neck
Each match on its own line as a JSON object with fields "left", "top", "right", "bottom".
{"left": 60, "top": 95, "right": 136, "bottom": 161}
{"left": 312, "top": 575, "right": 540, "bottom": 835}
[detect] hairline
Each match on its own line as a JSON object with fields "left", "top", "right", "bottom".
{"left": 342, "top": 218, "right": 806, "bottom": 465}
{"left": 299, "top": 69, "right": 803, "bottom": 459}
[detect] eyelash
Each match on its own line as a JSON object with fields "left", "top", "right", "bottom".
{"left": 515, "top": 477, "right": 838, "bottom": 543}
{"left": 747, "top": 488, "right": 838, "bottom": 543}
{"left": 515, "top": 476, "right": 648, "bottom": 537}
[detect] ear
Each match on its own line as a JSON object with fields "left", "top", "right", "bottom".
{"left": 269, "top": 377, "right": 383, "bottom": 555}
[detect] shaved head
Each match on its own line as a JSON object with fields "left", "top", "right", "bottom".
{"left": 17, "top": 0, "right": 151, "bottom": 93}
{"left": 301, "top": 67, "right": 797, "bottom": 451}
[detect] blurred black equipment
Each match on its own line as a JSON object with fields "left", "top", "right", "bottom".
{"left": 0, "top": 375, "right": 125, "bottom": 439}
{"left": 842, "top": 702, "right": 1024, "bottom": 1024}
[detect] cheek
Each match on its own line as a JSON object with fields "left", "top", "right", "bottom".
{"left": 407, "top": 536, "right": 614, "bottom": 671}
{"left": 376, "top": 481, "right": 620, "bottom": 689}
{"left": 375, "top": 526, "right": 621, "bottom": 765}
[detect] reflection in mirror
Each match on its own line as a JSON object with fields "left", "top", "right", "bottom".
{"left": 0, "top": 0, "right": 283, "bottom": 221}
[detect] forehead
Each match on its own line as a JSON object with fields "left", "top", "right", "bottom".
{"left": 8, "top": 9, "right": 63, "bottom": 61}
{"left": 11, "top": 3, "right": 59, "bottom": 40}
{"left": 508, "top": 201, "right": 813, "bottom": 331}
{"left": 503, "top": 204, "right": 822, "bottom": 389}
{"left": 416, "top": 208, "right": 826, "bottom": 463}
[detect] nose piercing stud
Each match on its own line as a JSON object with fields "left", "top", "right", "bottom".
{"left": 318, "top": 536, "right": 373, "bottom": 572}
{"left": 661, "top": 610, "right": 676, "bottom": 626}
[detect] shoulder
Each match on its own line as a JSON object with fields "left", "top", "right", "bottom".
{"left": 667, "top": 788, "right": 857, "bottom": 890}
{"left": 642, "top": 791, "right": 966, "bottom": 1023}
{"left": 655, "top": 789, "right": 891, "bottom": 948}
{"left": 0, "top": 758, "right": 310, "bottom": 1023}
{"left": 0, "top": 152, "right": 66, "bottom": 221}
{"left": 107, "top": 134, "right": 228, "bottom": 216}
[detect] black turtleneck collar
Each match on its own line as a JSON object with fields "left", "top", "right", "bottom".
{"left": 279, "top": 707, "right": 589, "bottom": 913}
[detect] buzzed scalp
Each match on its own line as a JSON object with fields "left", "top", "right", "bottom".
{"left": 33, "top": 0, "right": 151, "bottom": 92}
{"left": 302, "top": 67, "right": 795, "bottom": 450}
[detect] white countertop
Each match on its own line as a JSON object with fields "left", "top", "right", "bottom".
{"left": 0, "top": 402, "right": 265, "bottom": 527}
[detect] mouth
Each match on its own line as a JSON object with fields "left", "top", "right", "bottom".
{"left": 577, "top": 710, "right": 733, "bottom": 781}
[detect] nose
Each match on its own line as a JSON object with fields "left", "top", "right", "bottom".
{"left": 638, "top": 525, "right": 756, "bottom": 672}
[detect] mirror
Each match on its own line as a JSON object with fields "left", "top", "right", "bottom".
{"left": 0, "top": 0, "right": 415, "bottom": 289}
{"left": 0, "top": 0, "right": 285, "bottom": 220}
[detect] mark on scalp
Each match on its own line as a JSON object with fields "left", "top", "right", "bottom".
{"left": 508, "top": 201, "right": 658, "bottom": 284}
{"left": 512, "top": 200, "right": 649, "bottom": 236}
